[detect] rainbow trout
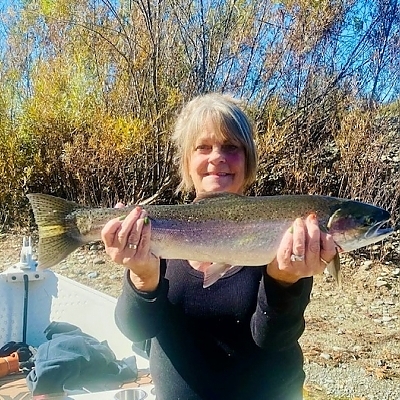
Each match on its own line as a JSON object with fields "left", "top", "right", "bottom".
{"left": 27, "top": 193, "right": 393, "bottom": 287}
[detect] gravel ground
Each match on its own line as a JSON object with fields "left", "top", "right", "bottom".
{"left": 1, "top": 231, "right": 400, "bottom": 399}
{"left": 305, "top": 362, "right": 400, "bottom": 400}
{"left": 300, "top": 241, "right": 400, "bottom": 400}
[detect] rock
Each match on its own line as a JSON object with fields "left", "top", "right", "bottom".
{"left": 376, "top": 280, "right": 389, "bottom": 288}
{"left": 362, "top": 260, "right": 373, "bottom": 270}
{"left": 77, "top": 254, "right": 87, "bottom": 262}
{"left": 93, "top": 257, "right": 105, "bottom": 265}
{"left": 384, "top": 300, "right": 395, "bottom": 305}
{"left": 320, "top": 352, "right": 332, "bottom": 360}
{"left": 87, "top": 271, "right": 98, "bottom": 279}
{"left": 332, "top": 346, "right": 346, "bottom": 352}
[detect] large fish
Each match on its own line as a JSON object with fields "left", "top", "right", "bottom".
{"left": 27, "top": 192, "right": 393, "bottom": 287}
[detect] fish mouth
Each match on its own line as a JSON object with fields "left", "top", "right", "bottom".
{"left": 365, "top": 219, "right": 394, "bottom": 239}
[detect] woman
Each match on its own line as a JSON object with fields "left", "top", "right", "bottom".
{"left": 102, "top": 93, "right": 337, "bottom": 399}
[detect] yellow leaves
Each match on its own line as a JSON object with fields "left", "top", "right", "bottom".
{"left": 27, "top": 53, "right": 101, "bottom": 133}
{"left": 39, "top": 0, "right": 55, "bottom": 17}
{"left": 38, "top": 0, "right": 76, "bottom": 19}
{"left": 280, "top": 0, "right": 334, "bottom": 12}
{"left": 111, "top": 116, "right": 149, "bottom": 151}
{"left": 165, "top": 88, "right": 184, "bottom": 110}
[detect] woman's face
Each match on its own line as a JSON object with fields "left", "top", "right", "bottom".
{"left": 189, "top": 120, "right": 246, "bottom": 195}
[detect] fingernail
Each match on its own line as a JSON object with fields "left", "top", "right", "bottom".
{"left": 309, "top": 213, "right": 317, "bottom": 221}
{"left": 144, "top": 216, "right": 149, "bottom": 225}
{"left": 118, "top": 215, "right": 127, "bottom": 221}
{"left": 288, "top": 226, "right": 294, "bottom": 234}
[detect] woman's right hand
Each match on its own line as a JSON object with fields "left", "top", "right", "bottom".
{"left": 101, "top": 205, "right": 160, "bottom": 292}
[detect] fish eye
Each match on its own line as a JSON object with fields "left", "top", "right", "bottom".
{"left": 364, "top": 216, "right": 376, "bottom": 225}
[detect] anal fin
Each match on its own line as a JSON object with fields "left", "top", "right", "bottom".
{"left": 203, "top": 263, "right": 235, "bottom": 288}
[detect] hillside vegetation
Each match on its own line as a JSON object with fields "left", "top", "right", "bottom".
{"left": 0, "top": 0, "right": 399, "bottom": 230}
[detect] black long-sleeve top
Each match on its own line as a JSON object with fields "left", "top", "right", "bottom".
{"left": 115, "top": 259, "right": 313, "bottom": 400}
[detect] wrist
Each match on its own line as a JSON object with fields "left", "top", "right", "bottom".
{"left": 266, "top": 262, "right": 299, "bottom": 286}
{"left": 129, "top": 268, "right": 160, "bottom": 292}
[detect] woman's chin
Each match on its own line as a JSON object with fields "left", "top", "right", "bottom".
{"left": 204, "top": 183, "right": 237, "bottom": 193}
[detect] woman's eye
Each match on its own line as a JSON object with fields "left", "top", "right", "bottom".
{"left": 195, "top": 145, "right": 211, "bottom": 152}
{"left": 223, "top": 144, "right": 239, "bottom": 153}
{"left": 194, "top": 143, "right": 241, "bottom": 153}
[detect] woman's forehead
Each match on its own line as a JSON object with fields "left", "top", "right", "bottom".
{"left": 194, "top": 120, "right": 239, "bottom": 143}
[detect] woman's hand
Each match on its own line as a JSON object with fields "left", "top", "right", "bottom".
{"left": 101, "top": 205, "right": 160, "bottom": 292}
{"left": 267, "top": 214, "right": 337, "bottom": 285}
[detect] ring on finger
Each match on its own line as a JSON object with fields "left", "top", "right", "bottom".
{"left": 290, "top": 253, "right": 305, "bottom": 262}
{"left": 128, "top": 243, "right": 138, "bottom": 250}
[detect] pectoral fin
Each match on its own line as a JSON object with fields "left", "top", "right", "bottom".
{"left": 326, "top": 250, "right": 341, "bottom": 288}
{"left": 203, "top": 263, "right": 235, "bottom": 288}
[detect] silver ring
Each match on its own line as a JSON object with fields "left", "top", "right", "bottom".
{"left": 320, "top": 257, "right": 329, "bottom": 266}
{"left": 128, "top": 243, "right": 138, "bottom": 250}
{"left": 290, "top": 254, "right": 304, "bottom": 262}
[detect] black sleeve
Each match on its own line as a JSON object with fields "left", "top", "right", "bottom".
{"left": 114, "top": 260, "right": 170, "bottom": 343}
{"left": 250, "top": 270, "right": 313, "bottom": 350}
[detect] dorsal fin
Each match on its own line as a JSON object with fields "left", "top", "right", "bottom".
{"left": 193, "top": 191, "right": 244, "bottom": 204}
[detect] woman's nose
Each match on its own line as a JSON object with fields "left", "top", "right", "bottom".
{"left": 208, "top": 146, "right": 226, "bottom": 163}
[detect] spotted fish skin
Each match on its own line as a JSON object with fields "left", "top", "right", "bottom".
{"left": 27, "top": 193, "right": 393, "bottom": 286}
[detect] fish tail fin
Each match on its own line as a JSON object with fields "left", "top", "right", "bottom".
{"left": 27, "top": 194, "right": 85, "bottom": 269}
{"left": 326, "top": 250, "right": 342, "bottom": 288}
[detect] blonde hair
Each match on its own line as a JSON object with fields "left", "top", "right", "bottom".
{"left": 172, "top": 93, "right": 257, "bottom": 193}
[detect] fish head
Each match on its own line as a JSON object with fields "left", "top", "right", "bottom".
{"left": 326, "top": 200, "right": 393, "bottom": 252}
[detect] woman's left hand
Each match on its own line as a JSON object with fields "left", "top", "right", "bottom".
{"left": 267, "top": 214, "right": 337, "bottom": 285}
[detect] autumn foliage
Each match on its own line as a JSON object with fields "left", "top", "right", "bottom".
{"left": 0, "top": 0, "right": 399, "bottom": 229}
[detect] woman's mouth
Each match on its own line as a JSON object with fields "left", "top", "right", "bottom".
{"left": 206, "top": 172, "right": 231, "bottom": 176}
